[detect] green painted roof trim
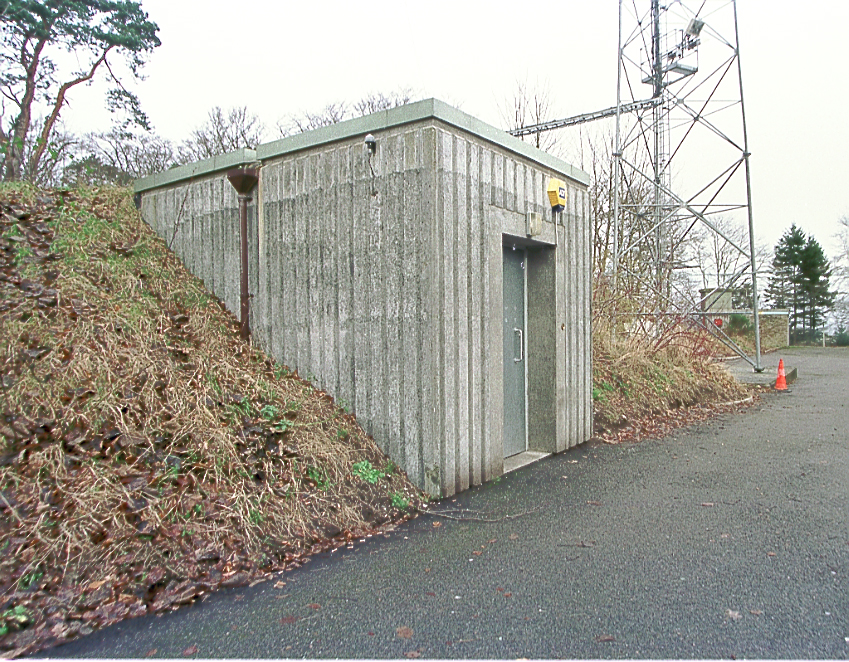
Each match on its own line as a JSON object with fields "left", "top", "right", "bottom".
{"left": 134, "top": 99, "right": 588, "bottom": 193}
{"left": 134, "top": 148, "right": 258, "bottom": 193}
{"left": 258, "top": 99, "right": 589, "bottom": 185}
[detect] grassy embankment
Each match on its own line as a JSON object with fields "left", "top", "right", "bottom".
{"left": 1, "top": 183, "right": 760, "bottom": 656}
{"left": 0, "top": 184, "right": 423, "bottom": 657}
{"left": 591, "top": 329, "right": 751, "bottom": 443}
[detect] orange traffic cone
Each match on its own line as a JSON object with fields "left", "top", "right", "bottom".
{"left": 775, "top": 359, "right": 788, "bottom": 391}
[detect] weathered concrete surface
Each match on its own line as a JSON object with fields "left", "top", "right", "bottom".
{"left": 49, "top": 347, "right": 849, "bottom": 659}
{"left": 135, "top": 100, "right": 594, "bottom": 498}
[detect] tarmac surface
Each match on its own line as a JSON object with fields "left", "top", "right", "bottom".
{"left": 720, "top": 350, "right": 795, "bottom": 388}
{"left": 42, "top": 347, "right": 848, "bottom": 659}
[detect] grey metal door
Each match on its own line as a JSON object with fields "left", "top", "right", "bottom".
{"left": 502, "top": 246, "right": 527, "bottom": 457}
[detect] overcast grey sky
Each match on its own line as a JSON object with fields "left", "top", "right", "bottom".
{"left": 62, "top": 0, "right": 849, "bottom": 261}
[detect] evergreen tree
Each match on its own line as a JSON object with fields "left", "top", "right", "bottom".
{"left": 765, "top": 225, "right": 804, "bottom": 317}
{"left": 766, "top": 225, "right": 835, "bottom": 341}
{"left": 799, "top": 236, "right": 835, "bottom": 332}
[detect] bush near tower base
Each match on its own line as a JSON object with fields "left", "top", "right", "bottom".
{"left": 591, "top": 328, "right": 750, "bottom": 444}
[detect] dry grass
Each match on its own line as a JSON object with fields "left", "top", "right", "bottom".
{"left": 696, "top": 314, "right": 788, "bottom": 357}
{"left": 591, "top": 316, "right": 749, "bottom": 437}
{"left": 0, "top": 184, "right": 424, "bottom": 656}
{"left": 0, "top": 182, "right": 761, "bottom": 656}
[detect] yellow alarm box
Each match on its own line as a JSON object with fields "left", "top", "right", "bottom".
{"left": 547, "top": 178, "right": 567, "bottom": 212}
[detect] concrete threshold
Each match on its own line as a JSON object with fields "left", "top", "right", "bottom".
{"left": 503, "top": 451, "right": 551, "bottom": 474}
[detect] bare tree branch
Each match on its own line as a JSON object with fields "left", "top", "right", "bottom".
{"left": 29, "top": 45, "right": 113, "bottom": 177}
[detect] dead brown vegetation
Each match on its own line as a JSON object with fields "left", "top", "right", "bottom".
{"left": 590, "top": 298, "right": 751, "bottom": 442}
{"left": 0, "top": 184, "right": 424, "bottom": 657}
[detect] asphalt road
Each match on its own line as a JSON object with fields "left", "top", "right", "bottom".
{"left": 42, "top": 347, "right": 849, "bottom": 659}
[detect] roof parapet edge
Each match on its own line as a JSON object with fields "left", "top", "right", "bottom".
{"left": 258, "top": 98, "right": 588, "bottom": 185}
{"left": 134, "top": 99, "right": 589, "bottom": 193}
{"left": 134, "top": 148, "right": 257, "bottom": 193}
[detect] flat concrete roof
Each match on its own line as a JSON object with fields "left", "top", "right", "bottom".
{"left": 135, "top": 98, "right": 589, "bottom": 193}
{"left": 256, "top": 98, "right": 588, "bottom": 185}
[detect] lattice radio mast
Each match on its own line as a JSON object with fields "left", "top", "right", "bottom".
{"left": 511, "top": 0, "right": 763, "bottom": 371}
{"left": 612, "top": 0, "right": 762, "bottom": 371}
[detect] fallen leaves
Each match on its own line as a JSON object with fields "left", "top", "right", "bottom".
{"left": 396, "top": 626, "right": 413, "bottom": 639}
{"left": 280, "top": 616, "right": 298, "bottom": 625}
{"left": 181, "top": 644, "right": 198, "bottom": 656}
{"left": 595, "top": 634, "right": 616, "bottom": 642}
{"left": 0, "top": 187, "right": 428, "bottom": 657}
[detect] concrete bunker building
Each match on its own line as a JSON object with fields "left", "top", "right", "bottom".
{"left": 134, "top": 99, "right": 593, "bottom": 497}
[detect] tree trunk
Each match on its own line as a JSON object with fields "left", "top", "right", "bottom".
{"left": 4, "top": 26, "right": 51, "bottom": 181}
{"left": 27, "top": 47, "right": 113, "bottom": 179}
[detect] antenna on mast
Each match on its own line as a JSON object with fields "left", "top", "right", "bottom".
{"left": 507, "top": 1, "right": 762, "bottom": 371}
{"left": 610, "top": 0, "right": 762, "bottom": 371}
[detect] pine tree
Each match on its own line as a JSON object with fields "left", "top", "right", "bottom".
{"left": 766, "top": 225, "right": 835, "bottom": 342}
{"left": 765, "top": 225, "right": 804, "bottom": 323}
{"left": 0, "top": 1, "right": 160, "bottom": 181}
{"left": 799, "top": 236, "right": 835, "bottom": 333}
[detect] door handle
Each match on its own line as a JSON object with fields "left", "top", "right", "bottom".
{"left": 513, "top": 328, "right": 523, "bottom": 362}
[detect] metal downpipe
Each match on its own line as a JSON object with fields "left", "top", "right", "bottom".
{"left": 226, "top": 168, "right": 259, "bottom": 341}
